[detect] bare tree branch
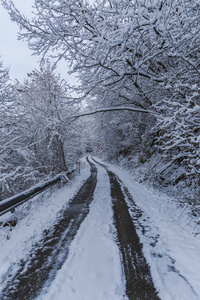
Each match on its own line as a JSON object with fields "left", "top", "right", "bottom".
{"left": 72, "top": 106, "right": 153, "bottom": 120}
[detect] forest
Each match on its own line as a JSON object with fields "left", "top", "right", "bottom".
{"left": 0, "top": 0, "right": 200, "bottom": 211}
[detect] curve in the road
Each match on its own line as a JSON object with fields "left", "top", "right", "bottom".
{"left": 1, "top": 158, "right": 97, "bottom": 300}
{"left": 92, "top": 157, "right": 160, "bottom": 300}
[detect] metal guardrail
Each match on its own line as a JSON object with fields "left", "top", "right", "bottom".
{"left": 0, "top": 168, "right": 76, "bottom": 217}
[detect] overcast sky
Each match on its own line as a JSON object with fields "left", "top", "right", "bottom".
{"left": 0, "top": 1, "right": 76, "bottom": 83}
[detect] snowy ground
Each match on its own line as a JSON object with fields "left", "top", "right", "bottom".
{"left": 1, "top": 156, "right": 200, "bottom": 300}
{"left": 95, "top": 157, "right": 200, "bottom": 300}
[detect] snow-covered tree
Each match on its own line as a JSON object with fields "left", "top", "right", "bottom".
{"left": 2, "top": 0, "right": 200, "bottom": 106}
{"left": 2, "top": 0, "right": 165, "bottom": 111}
{"left": 0, "top": 60, "right": 21, "bottom": 198}
{"left": 18, "top": 61, "right": 69, "bottom": 173}
{"left": 0, "top": 60, "right": 80, "bottom": 199}
{"left": 0, "top": 60, "right": 11, "bottom": 104}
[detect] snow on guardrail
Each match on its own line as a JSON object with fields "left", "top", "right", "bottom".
{"left": 0, "top": 169, "right": 76, "bottom": 217}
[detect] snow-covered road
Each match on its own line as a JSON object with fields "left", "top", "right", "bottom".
{"left": 0, "top": 156, "right": 200, "bottom": 300}
{"left": 37, "top": 161, "right": 127, "bottom": 300}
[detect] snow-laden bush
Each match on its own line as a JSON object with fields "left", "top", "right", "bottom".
{"left": 152, "top": 92, "right": 200, "bottom": 203}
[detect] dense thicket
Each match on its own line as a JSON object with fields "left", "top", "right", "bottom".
{"left": 2, "top": 0, "right": 200, "bottom": 204}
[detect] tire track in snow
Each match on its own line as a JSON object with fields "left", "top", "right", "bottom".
{"left": 1, "top": 158, "right": 97, "bottom": 300}
{"left": 93, "top": 158, "right": 159, "bottom": 300}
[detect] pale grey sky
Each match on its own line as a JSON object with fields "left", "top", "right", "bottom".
{"left": 0, "top": 1, "right": 76, "bottom": 83}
